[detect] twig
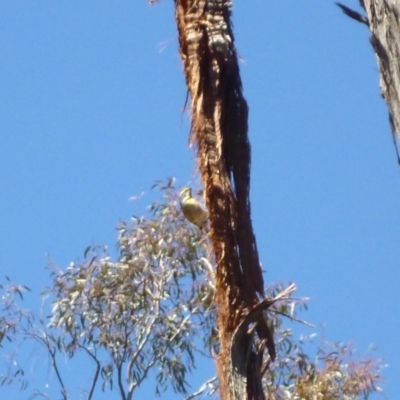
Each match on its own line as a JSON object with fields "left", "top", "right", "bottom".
{"left": 31, "top": 333, "right": 68, "bottom": 400}
{"left": 184, "top": 376, "right": 217, "bottom": 400}
{"left": 77, "top": 344, "right": 101, "bottom": 400}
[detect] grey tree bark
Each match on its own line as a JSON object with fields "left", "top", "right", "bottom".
{"left": 363, "top": 0, "right": 400, "bottom": 162}
{"left": 337, "top": 0, "right": 400, "bottom": 162}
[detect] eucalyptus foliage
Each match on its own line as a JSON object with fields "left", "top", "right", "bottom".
{"left": 0, "top": 181, "right": 383, "bottom": 399}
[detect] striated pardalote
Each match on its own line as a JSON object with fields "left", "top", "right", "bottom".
{"left": 179, "top": 187, "right": 208, "bottom": 229}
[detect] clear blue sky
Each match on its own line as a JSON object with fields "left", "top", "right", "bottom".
{"left": 1, "top": 1, "right": 399, "bottom": 398}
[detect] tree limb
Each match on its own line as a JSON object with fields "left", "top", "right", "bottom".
{"left": 336, "top": 2, "right": 369, "bottom": 26}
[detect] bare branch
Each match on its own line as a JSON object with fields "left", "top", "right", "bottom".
{"left": 30, "top": 332, "right": 68, "bottom": 400}
{"left": 184, "top": 376, "right": 218, "bottom": 400}
{"left": 117, "top": 360, "right": 127, "bottom": 400}
{"left": 77, "top": 344, "right": 101, "bottom": 400}
{"left": 336, "top": 2, "right": 369, "bottom": 26}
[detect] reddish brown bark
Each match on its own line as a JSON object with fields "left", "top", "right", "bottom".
{"left": 174, "top": 1, "right": 274, "bottom": 398}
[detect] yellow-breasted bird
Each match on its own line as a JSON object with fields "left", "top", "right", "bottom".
{"left": 179, "top": 187, "right": 208, "bottom": 229}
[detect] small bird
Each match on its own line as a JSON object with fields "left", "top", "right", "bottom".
{"left": 179, "top": 187, "right": 208, "bottom": 229}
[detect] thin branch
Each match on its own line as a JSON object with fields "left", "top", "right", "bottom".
{"left": 184, "top": 376, "right": 218, "bottom": 400}
{"left": 28, "top": 389, "right": 51, "bottom": 399}
{"left": 30, "top": 332, "right": 68, "bottom": 400}
{"left": 77, "top": 344, "right": 101, "bottom": 400}
{"left": 127, "top": 288, "right": 162, "bottom": 399}
{"left": 336, "top": 2, "right": 369, "bottom": 26}
{"left": 169, "top": 307, "right": 198, "bottom": 343}
{"left": 271, "top": 309, "right": 314, "bottom": 328}
{"left": 127, "top": 355, "right": 158, "bottom": 400}
{"left": 114, "top": 325, "right": 129, "bottom": 400}
{"left": 117, "top": 359, "right": 127, "bottom": 400}
{"left": 127, "top": 303, "right": 200, "bottom": 399}
{"left": 49, "top": 347, "right": 68, "bottom": 400}
{"left": 127, "top": 312, "right": 158, "bottom": 382}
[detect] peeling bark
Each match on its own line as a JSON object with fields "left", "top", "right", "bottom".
{"left": 174, "top": 1, "right": 275, "bottom": 399}
{"left": 338, "top": 0, "right": 400, "bottom": 163}
{"left": 365, "top": 0, "right": 400, "bottom": 163}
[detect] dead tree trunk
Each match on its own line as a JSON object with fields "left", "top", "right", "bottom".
{"left": 174, "top": 1, "right": 275, "bottom": 399}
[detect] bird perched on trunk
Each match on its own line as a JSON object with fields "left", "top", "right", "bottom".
{"left": 179, "top": 187, "right": 208, "bottom": 229}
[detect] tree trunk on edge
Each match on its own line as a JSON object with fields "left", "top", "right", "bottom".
{"left": 365, "top": 0, "right": 400, "bottom": 162}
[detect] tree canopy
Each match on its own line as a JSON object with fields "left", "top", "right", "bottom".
{"left": 0, "top": 181, "right": 383, "bottom": 399}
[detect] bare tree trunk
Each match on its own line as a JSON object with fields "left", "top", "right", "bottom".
{"left": 364, "top": 0, "right": 400, "bottom": 162}
{"left": 174, "top": 1, "right": 275, "bottom": 399}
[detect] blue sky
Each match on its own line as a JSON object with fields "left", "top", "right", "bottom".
{"left": 1, "top": 0, "right": 399, "bottom": 398}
